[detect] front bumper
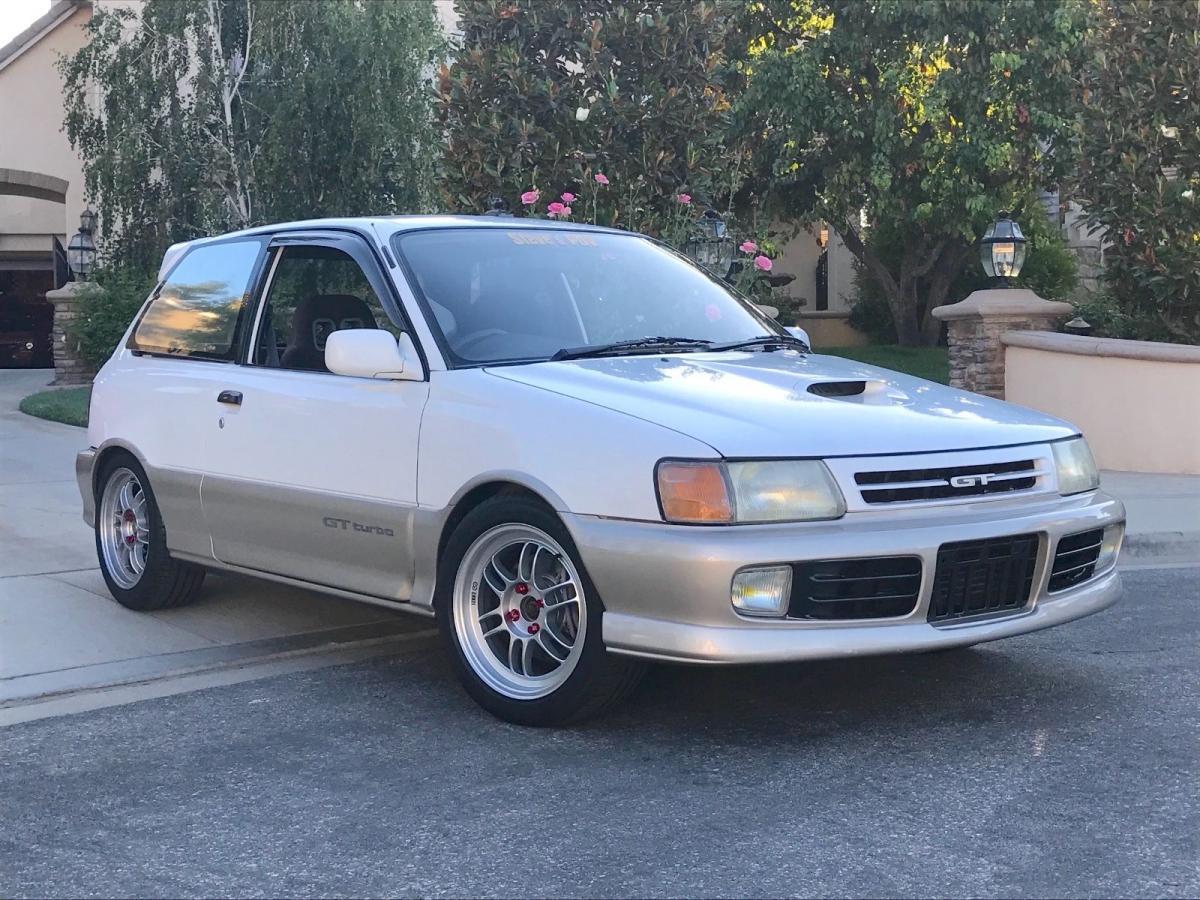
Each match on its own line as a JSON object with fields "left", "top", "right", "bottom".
{"left": 564, "top": 490, "right": 1125, "bottom": 664}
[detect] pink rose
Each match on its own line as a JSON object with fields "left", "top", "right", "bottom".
{"left": 753, "top": 255, "right": 773, "bottom": 272}
{"left": 561, "top": 192, "right": 576, "bottom": 203}
{"left": 677, "top": 193, "right": 692, "bottom": 205}
{"left": 594, "top": 173, "right": 609, "bottom": 185}
{"left": 562, "top": 206, "right": 572, "bottom": 216}
{"left": 520, "top": 190, "right": 540, "bottom": 206}
{"left": 546, "top": 201, "right": 566, "bottom": 218}
{"left": 739, "top": 240, "right": 757, "bottom": 254}
{"left": 705, "top": 303, "right": 722, "bottom": 322}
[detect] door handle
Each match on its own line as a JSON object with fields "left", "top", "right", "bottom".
{"left": 217, "top": 390, "right": 243, "bottom": 406}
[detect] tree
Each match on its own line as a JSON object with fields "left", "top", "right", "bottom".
{"left": 60, "top": 0, "right": 444, "bottom": 271}
{"left": 437, "top": 0, "right": 752, "bottom": 236}
{"left": 1072, "top": 0, "right": 1200, "bottom": 345}
{"left": 740, "top": 0, "right": 1084, "bottom": 345}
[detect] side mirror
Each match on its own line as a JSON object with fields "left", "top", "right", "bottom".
{"left": 787, "top": 326, "right": 811, "bottom": 348}
{"left": 325, "top": 330, "right": 423, "bottom": 381}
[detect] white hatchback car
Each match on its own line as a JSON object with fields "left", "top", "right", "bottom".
{"left": 78, "top": 216, "right": 1125, "bottom": 724}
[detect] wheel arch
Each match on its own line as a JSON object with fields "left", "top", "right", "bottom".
{"left": 435, "top": 479, "right": 562, "bottom": 569}
{"left": 91, "top": 440, "right": 149, "bottom": 497}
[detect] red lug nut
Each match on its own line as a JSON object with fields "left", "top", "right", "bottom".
{"left": 514, "top": 583, "right": 529, "bottom": 595}
{"left": 528, "top": 623, "right": 540, "bottom": 635}
{"left": 505, "top": 609, "right": 521, "bottom": 623}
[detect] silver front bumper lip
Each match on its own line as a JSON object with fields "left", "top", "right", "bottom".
{"left": 564, "top": 491, "right": 1125, "bottom": 665}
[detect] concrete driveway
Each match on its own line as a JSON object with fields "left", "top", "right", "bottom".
{"left": 0, "top": 370, "right": 424, "bottom": 710}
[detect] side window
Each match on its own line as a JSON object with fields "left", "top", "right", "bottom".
{"left": 253, "top": 245, "right": 400, "bottom": 372}
{"left": 130, "top": 240, "right": 263, "bottom": 360}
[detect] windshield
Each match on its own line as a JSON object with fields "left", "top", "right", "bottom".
{"left": 392, "top": 227, "right": 783, "bottom": 365}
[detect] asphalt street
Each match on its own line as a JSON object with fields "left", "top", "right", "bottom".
{"left": 1, "top": 565, "right": 1197, "bottom": 898}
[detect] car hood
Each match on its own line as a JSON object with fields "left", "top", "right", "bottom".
{"left": 487, "top": 351, "right": 1077, "bottom": 457}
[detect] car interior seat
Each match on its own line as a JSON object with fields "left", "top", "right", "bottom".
{"left": 280, "top": 294, "right": 377, "bottom": 372}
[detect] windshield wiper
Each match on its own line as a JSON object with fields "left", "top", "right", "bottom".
{"left": 550, "top": 336, "right": 712, "bottom": 361}
{"left": 706, "top": 334, "right": 810, "bottom": 354}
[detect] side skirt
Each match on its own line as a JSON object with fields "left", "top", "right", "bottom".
{"left": 170, "top": 550, "right": 436, "bottom": 618}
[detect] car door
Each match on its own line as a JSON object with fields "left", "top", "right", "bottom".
{"left": 92, "top": 236, "right": 271, "bottom": 560}
{"left": 198, "top": 231, "right": 430, "bottom": 601}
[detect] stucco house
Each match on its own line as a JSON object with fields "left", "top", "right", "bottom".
{"left": 0, "top": 0, "right": 98, "bottom": 365}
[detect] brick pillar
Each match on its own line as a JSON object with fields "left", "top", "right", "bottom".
{"left": 45, "top": 281, "right": 99, "bottom": 386}
{"left": 932, "top": 288, "right": 1072, "bottom": 398}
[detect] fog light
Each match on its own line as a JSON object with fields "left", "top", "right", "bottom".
{"left": 1097, "top": 522, "right": 1124, "bottom": 574}
{"left": 732, "top": 566, "right": 792, "bottom": 617}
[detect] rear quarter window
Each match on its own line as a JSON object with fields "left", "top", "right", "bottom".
{"left": 129, "top": 239, "right": 264, "bottom": 360}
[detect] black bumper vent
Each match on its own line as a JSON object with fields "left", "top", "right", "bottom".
{"left": 789, "top": 556, "right": 923, "bottom": 620}
{"left": 856, "top": 459, "right": 1038, "bottom": 504}
{"left": 928, "top": 533, "right": 1039, "bottom": 624}
{"left": 1049, "top": 528, "right": 1104, "bottom": 593}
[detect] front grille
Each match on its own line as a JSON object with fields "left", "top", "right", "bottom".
{"left": 928, "top": 533, "right": 1039, "bottom": 624}
{"left": 855, "top": 459, "right": 1038, "bottom": 504}
{"left": 1048, "top": 528, "right": 1104, "bottom": 593}
{"left": 789, "top": 556, "right": 922, "bottom": 620}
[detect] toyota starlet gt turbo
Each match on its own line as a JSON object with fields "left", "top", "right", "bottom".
{"left": 77, "top": 216, "right": 1125, "bottom": 725}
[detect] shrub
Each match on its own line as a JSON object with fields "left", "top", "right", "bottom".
{"left": 1072, "top": 0, "right": 1200, "bottom": 344}
{"left": 436, "top": 1, "right": 750, "bottom": 236}
{"left": 72, "top": 265, "right": 157, "bottom": 368}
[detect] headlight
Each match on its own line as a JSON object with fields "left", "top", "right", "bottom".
{"left": 656, "top": 459, "right": 845, "bottom": 524}
{"left": 1052, "top": 438, "right": 1100, "bottom": 495}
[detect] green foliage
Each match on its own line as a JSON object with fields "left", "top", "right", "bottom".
{"left": 850, "top": 203, "right": 1077, "bottom": 343}
{"left": 1071, "top": 0, "right": 1200, "bottom": 345}
{"left": 60, "top": 0, "right": 444, "bottom": 271}
{"left": 437, "top": 1, "right": 752, "bottom": 236}
{"left": 19, "top": 388, "right": 91, "bottom": 428}
{"left": 740, "top": 0, "right": 1086, "bottom": 344}
{"left": 822, "top": 345, "right": 949, "bottom": 385}
{"left": 71, "top": 265, "right": 158, "bottom": 368}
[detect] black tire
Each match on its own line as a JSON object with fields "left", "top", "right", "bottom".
{"left": 94, "top": 451, "right": 206, "bottom": 611}
{"left": 435, "top": 495, "right": 646, "bottom": 726}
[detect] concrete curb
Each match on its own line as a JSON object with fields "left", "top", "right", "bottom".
{"left": 0, "top": 620, "right": 436, "bottom": 709}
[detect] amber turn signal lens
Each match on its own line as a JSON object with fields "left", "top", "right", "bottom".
{"left": 657, "top": 461, "right": 734, "bottom": 524}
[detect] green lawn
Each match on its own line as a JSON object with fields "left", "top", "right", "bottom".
{"left": 821, "top": 345, "right": 949, "bottom": 384}
{"left": 19, "top": 386, "right": 91, "bottom": 428}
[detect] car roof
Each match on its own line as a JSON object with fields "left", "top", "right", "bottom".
{"left": 157, "top": 215, "right": 636, "bottom": 280}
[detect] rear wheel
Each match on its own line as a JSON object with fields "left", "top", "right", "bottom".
{"left": 95, "top": 453, "right": 205, "bottom": 611}
{"left": 436, "top": 496, "right": 645, "bottom": 725}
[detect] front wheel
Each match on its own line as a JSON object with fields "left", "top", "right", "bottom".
{"left": 436, "top": 496, "right": 645, "bottom": 726}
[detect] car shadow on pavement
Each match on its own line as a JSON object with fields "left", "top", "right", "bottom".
{"left": 611, "top": 647, "right": 1101, "bottom": 742}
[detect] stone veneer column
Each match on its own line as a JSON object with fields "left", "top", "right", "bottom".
{"left": 931, "top": 288, "right": 1073, "bottom": 398}
{"left": 45, "top": 282, "right": 98, "bottom": 386}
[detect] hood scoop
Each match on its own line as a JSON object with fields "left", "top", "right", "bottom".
{"left": 808, "top": 380, "right": 867, "bottom": 398}
{"left": 806, "top": 379, "right": 911, "bottom": 405}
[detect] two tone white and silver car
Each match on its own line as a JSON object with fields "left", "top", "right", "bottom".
{"left": 78, "top": 216, "right": 1125, "bottom": 724}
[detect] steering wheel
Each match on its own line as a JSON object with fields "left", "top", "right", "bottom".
{"left": 453, "top": 329, "right": 510, "bottom": 356}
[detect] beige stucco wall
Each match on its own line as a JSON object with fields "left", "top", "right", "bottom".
{"left": 1004, "top": 333, "right": 1200, "bottom": 475}
{"left": 772, "top": 224, "right": 857, "bottom": 314}
{"left": 796, "top": 311, "right": 869, "bottom": 348}
{"left": 0, "top": 3, "right": 93, "bottom": 243}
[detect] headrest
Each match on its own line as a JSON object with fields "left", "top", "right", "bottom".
{"left": 289, "top": 294, "right": 375, "bottom": 350}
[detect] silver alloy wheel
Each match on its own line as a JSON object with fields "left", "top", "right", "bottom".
{"left": 453, "top": 523, "right": 587, "bottom": 700}
{"left": 98, "top": 467, "right": 150, "bottom": 590}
